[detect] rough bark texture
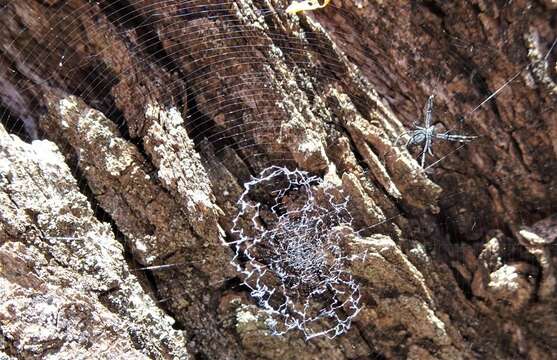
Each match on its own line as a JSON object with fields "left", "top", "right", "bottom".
{"left": 0, "top": 0, "right": 556, "bottom": 359}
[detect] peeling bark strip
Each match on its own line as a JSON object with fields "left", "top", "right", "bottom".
{"left": 0, "top": 0, "right": 556, "bottom": 359}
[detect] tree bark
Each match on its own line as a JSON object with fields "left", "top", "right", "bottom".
{"left": 0, "top": 0, "right": 556, "bottom": 359}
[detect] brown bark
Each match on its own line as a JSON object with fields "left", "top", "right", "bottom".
{"left": 0, "top": 0, "right": 556, "bottom": 359}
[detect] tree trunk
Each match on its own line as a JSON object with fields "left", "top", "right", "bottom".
{"left": 0, "top": 0, "right": 556, "bottom": 359}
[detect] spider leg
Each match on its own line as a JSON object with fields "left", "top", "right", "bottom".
{"left": 420, "top": 146, "right": 427, "bottom": 168}
{"left": 436, "top": 132, "right": 477, "bottom": 142}
{"left": 419, "top": 134, "right": 432, "bottom": 168}
{"left": 393, "top": 130, "right": 412, "bottom": 147}
{"left": 426, "top": 135, "right": 433, "bottom": 164}
{"left": 406, "top": 134, "right": 417, "bottom": 147}
{"left": 427, "top": 141, "right": 434, "bottom": 156}
{"left": 424, "top": 95, "right": 434, "bottom": 128}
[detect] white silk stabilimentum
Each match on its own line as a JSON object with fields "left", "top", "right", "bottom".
{"left": 230, "top": 166, "right": 365, "bottom": 339}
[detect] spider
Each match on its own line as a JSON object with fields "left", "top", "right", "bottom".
{"left": 395, "top": 95, "right": 477, "bottom": 167}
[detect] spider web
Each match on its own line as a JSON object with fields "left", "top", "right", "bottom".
{"left": 0, "top": 0, "right": 555, "bottom": 351}
{"left": 230, "top": 166, "right": 364, "bottom": 339}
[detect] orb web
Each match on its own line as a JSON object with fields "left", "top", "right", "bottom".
{"left": 230, "top": 166, "right": 364, "bottom": 339}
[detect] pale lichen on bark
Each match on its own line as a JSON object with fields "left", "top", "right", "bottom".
{"left": 0, "top": 124, "right": 189, "bottom": 359}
